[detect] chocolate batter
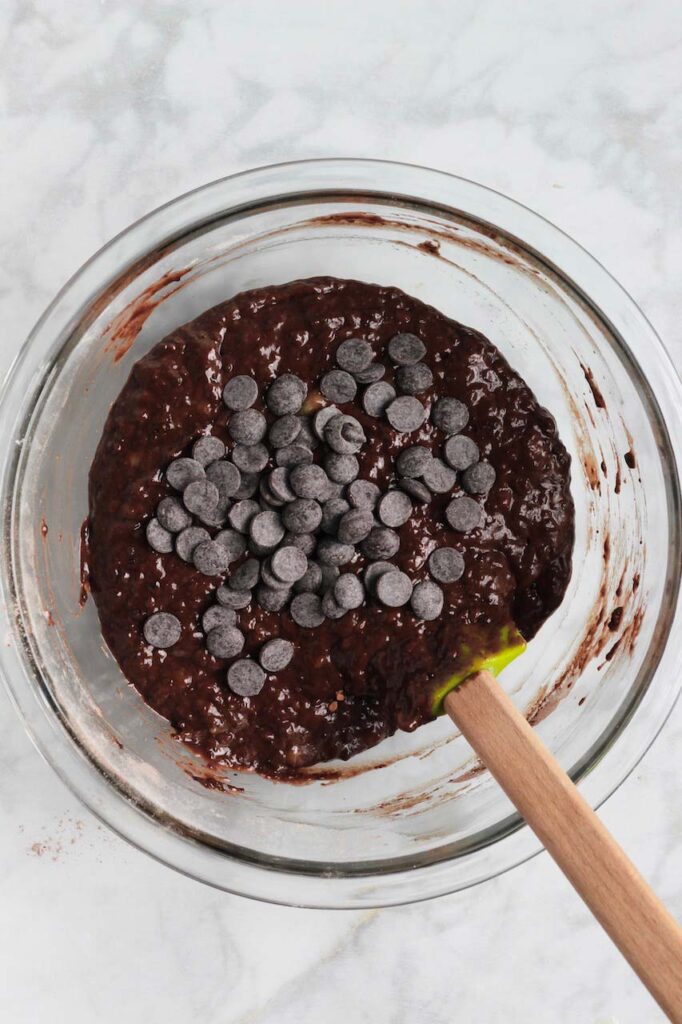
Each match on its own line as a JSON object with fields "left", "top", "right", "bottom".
{"left": 88, "top": 277, "right": 574, "bottom": 777}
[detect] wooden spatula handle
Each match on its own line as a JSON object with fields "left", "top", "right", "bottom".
{"left": 444, "top": 670, "right": 682, "bottom": 1022}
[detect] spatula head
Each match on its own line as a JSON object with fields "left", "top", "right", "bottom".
{"left": 431, "top": 624, "right": 526, "bottom": 715}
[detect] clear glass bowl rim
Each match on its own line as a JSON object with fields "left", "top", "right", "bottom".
{"left": 1, "top": 157, "right": 682, "bottom": 909}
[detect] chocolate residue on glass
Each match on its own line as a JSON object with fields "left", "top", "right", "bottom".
{"left": 87, "top": 276, "right": 574, "bottom": 777}
{"left": 581, "top": 363, "right": 606, "bottom": 409}
{"left": 102, "top": 268, "right": 191, "bottom": 363}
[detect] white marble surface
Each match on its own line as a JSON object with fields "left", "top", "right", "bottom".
{"left": 1, "top": 1, "right": 681, "bottom": 1020}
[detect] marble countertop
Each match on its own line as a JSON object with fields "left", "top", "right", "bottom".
{"left": 1, "top": 1, "right": 681, "bottom": 1021}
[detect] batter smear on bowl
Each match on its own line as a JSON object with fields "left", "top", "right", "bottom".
{"left": 88, "top": 277, "right": 574, "bottom": 777}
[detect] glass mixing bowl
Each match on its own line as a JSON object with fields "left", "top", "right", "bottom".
{"left": 1, "top": 160, "right": 681, "bottom": 908}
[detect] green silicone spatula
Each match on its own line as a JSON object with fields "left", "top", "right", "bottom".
{"left": 436, "top": 632, "right": 682, "bottom": 1022}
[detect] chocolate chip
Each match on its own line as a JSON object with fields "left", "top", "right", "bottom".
{"left": 337, "top": 508, "right": 374, "bottom": 544}
{"left": 157, "top": 496, "right": 192, "bottom": 533}
{"left": 284, "top": 531, "right": 316, "bottom": 556}
{"left": 259, "top": 638, "right": 294, "bottom": 672}
{"left": 143, "top": 612, "right": 181, "bottom": 649}
{"left": 428, "top": 547, "right": 465, "bottom": 583}
{"left": 268, "top": 467, "right": 296, "bottom": 503}
{"left": 229, "top": 557, "right": 261, "bottom": 591}
{"left": 289, "top": 463, "right": 333, "bottom": 501}
{"left": 269, "top": 414, "right": 301, "bottom": 448}
{"left": 296, "top": 416, "right": 318, "bottom": 450}
{"left": 375, "top": 570, "right": 412, "bottom": 607}
{"left": 445, "top": 496, "right": 484, "bottom": 533}
{"left": 431, "top": 397, "right": 469, "bottom": 435}
{"left": 227, "top": 659, "right": 266, "bottom": 696}
{"left": 321, "top": 589, "right": 347, "bottom": 619}
{"left": 321, "top": 369, "right": 357, "bottom": 404}
{"left": 396, "top": 445, "right": 431, "bottom": 479}
{"left": 422, "top": 457, "right": 457, "bottom": 494}
{"left": 228, "top": 499, "right": 260, "bottom": 533}
{"left": 388, "top": 333, "right": 426, "bottom": 365}
{"left": 261, "top": 560, "right": 293, "bottom": 591}
{"left": 197, "top": 495, "right": 230, "bottom": 528}
{"left": 275, "top": 444, "right": 314, "bottom": 468}
{"left": 207, "top": 625, "right": 245, "bottom": 659}
{"left": 321, "top": 497, "right": 351, "bottom": 535}
{"left": 336, "top": 338, "right": 373, "bottom": 373}
{"left": 348, "top": 479, "right": 380, "bottom": 510}
{"left": 444, "top": 435, "right": 479, "bottom": 471}
{"left": 202, "top": 605, "right": 237, "bottom": 632}
{"left": 232, "top": 443, "right": 269, "bottom": 474}
{"left": 175, "top": 525, "right": 211, "bottom": 562}
{"left": 353, "top": 362, "right": 386, "bottom": 384}
{"left": 362, "top": 381, "right": 396, "bottom": 418}
{"left": 233, "top": 471, "right": 260, "bottom": 498}
{"left": 214, "top": 528, "right": 248, "bottom": 562}
{"left": 290, "top": 593, "right": 325, "bottom": 628}
{"left": 386, "top": 396, "right": 427, "bottom": 433}
{"left": 271, "top": 545, "right": 308, "bottom": 583}
{"left": 166, "top": 457, "right": 205, "bottom": 491}
{"left": 378, "top": 490, "right": 412, "bottom": 527}
{"left": 324, "top": 452, "right": 359, "bottom": 484}
{"left": 282, "top": 498, "right": 323, "bottom": 534}
{"left": 249, "top": 511, "right": 284, "bottom": 551}
{"left": 364, "top": 560, "right": 395, "bottom": 593}
{"left": 259, "top": 478, "right": 285, "bottom": 510}
{"left": 255, "top": 585, "right": 291, "bottom": 612}
{"left": 316, "top": 538, "right": 355, "bottom": 567}
{"left": 216, "top": 585, "right": 252, "bottom": 609}
{"left": 182, "top": 479, "right": 219, "bottom": 520}
{"left": 410, "top": 580, "right": 444, "bottom": 620}
{"left": 461, "top": 460, "right": 496, "bottom": 494}
{"left": 193, "top": 539, "right": 231, "bottom": 576}
{"left": 334, "top": 573, "right": 365, "bottom": 609}
{"left": 192, "top": 436, "right": 225, "bottom": 466}
{"left": 313, "top": 405, "right": 340, "bottom": 440}
{"left": 395, "top": 363, "right": 433, "bottom": 395}
{"left": 361, "top": 526, "right": 400, "bottom": 560}
{"left": 320, "top": 564, "right": 341, "bottom": 591}
{"left": 294, "top": 561, "right": 323, "bottom": 594}
{"left": 324, "top": 414, "right": 366, "bottom": 454}
{"left": 206, "top": 460, "right": 241, "bottom": 498}
{"left": 146, "top": 517, "right": 174, "bottom": 553}
{"left": 266, "top": 374, "right": 307, "bottom": 416}
{"left": 228, "top": 409, "right": 267, "bottom": 445}
{"left": 222, "top": 375, "right": 258, "bottom": 411}
{"left": 398, "top": 477, "right": 431, "bottom": 503}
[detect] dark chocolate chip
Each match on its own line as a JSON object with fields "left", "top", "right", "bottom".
{"left": 321, "top": 496, "right": 351, "bottom": 535}
{"left": 398, "top": 477, "right": 431, "bottom": 504}
{"left": 386, "top": 396, "right": 427, "bottom": 433}
{"left": 202, "top": 605, "right": 237, "bottom": 632}
{"left": 197, "top": 495, "right": 230, "bottom": 528}
{"left": 227, "top": 659, "right": 266, "bottom": 696}
{"left": 268, "top": 467, "right": 296, "bottom": 503}
{"left": 275, "top": 443, "right": 314, "bottom": 468}
{"left": 166, "top": 457, "right": 205, "bottom": 491}
{"left": 146, "top": 517, "right": 174, "bottom": 554}
{"left": 269, "top": 415, "right": 301, "bottom": 448}
{"left": 353, "top": 362, "right": 386, "bottom": 384}
{"left": 461, "top": 460, "right": 496, "bottom": 494}
{"left": 228, "top": 409, "right": 267, "bottom": 445}
{"left": 222, "top": 375, "right": 258, "bottom": 411}
{"left": 445, "top": 496, "right": 484, "bottom": 533}
{"left": 337, "top": 508, "right": 374, "bottom": 544}
{"left": 289, "top": 463, "right": 333, "bottom": 501}
{"left": 284, "top": 531, "right": 316, "bottom": 556}
{"left": 193, "top": 539, "right": 231, "bottom": 576}
{"left": 444, "top": 435, "right": 480, "bottom": 471}
{"left": 410, "top": 580, "right": 444, "bottom": 620}
{"left": 249, "top": 511, "right": 284, "bottom": 551}
{"left": 396, "top": 445, "right": 431, "bottom": 479}
{"left": 271, "top": 545, "right": 308, "bottom": 583}
{"left": 362, "top": 381, "right": 396, "bottom": 418}
{"left": 378, "top": 490, "right": 412, "bottom": 527}
{"left": 229, "top": 557, "right": 261, "bottom": 591}
{"left": 321, "top": 369, "right": 357, "bottom": 404}
{"left": 206, "top": 460, "right": 241, "bottom": 498}
{"left": 232, "top": 443, "right": 269, "bottom": 474}
{"left": 313, "top": 405, "right": 339, "bottom": 440}
{"left": 259, "top": 638, "right": 294, "bottom": 672}
{"left": 324, "top": 414, "right": 366, "bottom": 454}
{"left": 228, "top": 499, "right": 260, "bottom": 533}
{"left": 321, "top": 589, "right": 347, "bottom": 619}
{"left": 214, "top": 528, "right": 248, "bottom": 562}
{"left": 428, "top": 547, "right": 465, "bottom": 583}
{"left": 294, "top": 561, "right": 323, "bottom": 594}
{"left": 261, "top": 560, "right": 293, "bottom": 591}
{"left": 375, "top": 570, "right": 413, "bottom": 607}
{"left": 192, "top": 436, "right": 226, "bottom": 466}
{"left": 216, "top": 585, "right": 252, "bottom": 609}
{"left": 431, "top": 397, "right": 469, "bottom": 435}
{"left": 259, "top": 478, "right": 285, "bottom": 509}
{"left": 324, "top": 452, "right": 359, "bottom": 484}
{"left": 143, "top": 612, "right": 181, "bottom": 649}
{"left": 233, "top": 470, "right": 260, "bottom": 499}
{"left": 183, "top": 479, "right": 220, "bottom": 518}
{"left": 334, "top": 574, "right": 365, "bottom": 609}
{"left": 282, "top": 498, "right": 323, "bottom": 534}
{"left": 175, "top": 525, "right": 211, "bottom": 562}
{"left": 206, "top": 625, "right": 245, "bottom": 659}
{"left": 335, "top": 338, "right": 373, "bottom": 373}
{"left": 319, "top": 564, "right": 340, "bottom": 591}
{"left": 316, "top": 538, "right": 355, "bottom": 567}
{"left": 422, "top": 457, "right": 457, "bottom": 494}
{"left": 295, "top": 416, "right": 318, "bottom": 450}
{"left": 388, "top": 333, "right": 426, "bottom": 365}
{"left": 290, "top": 593, "right": 325, "bottom": 628}
{"left": 255, "top": 585, "right": 292, "bottom": 612}
{"left": 156, "top": 496, "right": 192, "bottom": 533}
{"left": 395, "top": 362, "right": 433, "bottom": 395}
{"left": 266, "top": 374, "right": 307, "bottom": 416}
{"left": 364, "top": 560, "right": 395, "bottom": 593}
{"left": 360, "top": 526, "right": 400, "bottom": 560}
{"left": 348, "top": 479, "right": 380, "bottom": 510}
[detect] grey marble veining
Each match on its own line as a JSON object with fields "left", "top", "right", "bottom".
{"left": 1, "top": 1, "right": 681, "bottom": 1021}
